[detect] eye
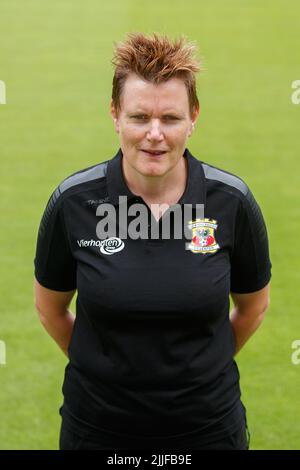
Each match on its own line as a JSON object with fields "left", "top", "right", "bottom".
{"left": 131, "top": 115, "right": 148, "bottom": 120}
{"left": 162, "top": 116, "right": 180, "bottom": 122}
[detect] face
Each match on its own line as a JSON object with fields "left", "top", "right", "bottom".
{"left": 110, "top": 73, "right": 199, "bottom": 178}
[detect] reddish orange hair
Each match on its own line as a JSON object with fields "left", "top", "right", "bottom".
{"left": 111, "top": 32, "right": 201, "bottom": 117}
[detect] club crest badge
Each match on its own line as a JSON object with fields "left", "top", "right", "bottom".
{"left": 186, "top": 218, "right": 220, "bottom": 254}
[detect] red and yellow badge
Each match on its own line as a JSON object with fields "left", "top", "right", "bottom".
{"left": 187, "top": 218, "right": 220, "bottom": 254}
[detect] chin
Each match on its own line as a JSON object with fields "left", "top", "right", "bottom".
{"left": 139, "top": 163, "right": 168, "bottom": 177}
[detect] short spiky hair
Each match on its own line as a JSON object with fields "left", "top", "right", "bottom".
{"left": 111, "top": 32, "right": 201, "bottom": 117}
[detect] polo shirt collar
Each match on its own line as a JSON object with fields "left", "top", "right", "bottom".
{"left": 107, "top": 148, "right": 206, "bottom": 206}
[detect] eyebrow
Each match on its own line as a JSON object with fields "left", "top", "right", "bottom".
{"left": 127, "top": 110, "right": 185, "bottom": 117}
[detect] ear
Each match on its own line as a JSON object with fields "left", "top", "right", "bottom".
{"left": 188, "top": 104, "right": 200, "bottom": 137}
{"left": 110, "top": 99, "right": 120, "bottom": 134}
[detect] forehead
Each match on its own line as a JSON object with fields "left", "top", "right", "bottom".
{"left": 120, "top": 73, "right": 189, "bottom": 112}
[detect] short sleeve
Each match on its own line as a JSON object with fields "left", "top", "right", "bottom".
{"left": 230, "top": 188, "right": 272, "bottom": 294}
{"left": 34, "top": 187, "right": 77, "bottom": 291}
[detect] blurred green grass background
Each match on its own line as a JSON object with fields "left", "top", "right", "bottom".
{"left": 1, "top": 0, "right": 300, "bottom": 450}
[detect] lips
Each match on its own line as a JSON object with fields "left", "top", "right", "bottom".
{"left": 141, "top": 149, "right": 167, "bottom": 156}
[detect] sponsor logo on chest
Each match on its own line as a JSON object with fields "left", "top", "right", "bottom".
{"left": 77, "top": 237, "right": 124, "bottom": 255}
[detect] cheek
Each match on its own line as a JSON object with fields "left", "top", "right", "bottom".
{"left": 120, "top": 124, "right": 144, "bottom": 143}
{"left": 169, "top": 126, "right": 190, "bottom": 144}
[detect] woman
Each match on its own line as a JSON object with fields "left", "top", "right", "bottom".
{"left": 34, "top": 33, "right": 271, "bottom": 450}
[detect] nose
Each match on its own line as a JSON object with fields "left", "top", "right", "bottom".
{"left": 146, "top": 119, "right": 164, "bottom": 142}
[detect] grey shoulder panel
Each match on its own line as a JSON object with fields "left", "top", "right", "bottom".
{"left": 38, "top": 187, "right": 61, "bottom": 237}
{"left": 59, "top": 161, "right": 108, "bottom": 194}
{"left": 201, "top": 163, "right": 248, "bottom": 196}
{"left": 38, "top": 162, "right": 108, "bottom": 238}
{"left": 202, "top": 162, "right": 267, "bottom": 247}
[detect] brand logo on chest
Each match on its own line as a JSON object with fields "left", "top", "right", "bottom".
{"left": 186, "top": 218, "right": 220, "bottom": 254}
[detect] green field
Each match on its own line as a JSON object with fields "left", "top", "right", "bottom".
{"left": 1, "top": 0, "right": 300, "bottom": 450}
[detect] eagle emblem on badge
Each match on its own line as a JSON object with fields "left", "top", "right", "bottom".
{"left": 186, "top": 218, "right": 220, "bottom": 254}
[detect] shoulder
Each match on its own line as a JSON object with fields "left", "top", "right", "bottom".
{"left": 198, "top": 159, "right": 262, "bottom": 215}
{"left": 200, "top": 160, "right": 249, "bottom": 199}
{"left": 58, "top": 159, "right": 109, "bottom": 198}
{"left": 45, "top": 159, "right": 110, "bottom": 208}
{"left": 199, "top": 159, "right": 267, "bottom": 228}
{"left": 38, "top": 160, "right": 110, "bottom": 238}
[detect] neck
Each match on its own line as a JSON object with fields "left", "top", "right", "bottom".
{"left": 122, "top": 155, "right": 188, "bottom": 205}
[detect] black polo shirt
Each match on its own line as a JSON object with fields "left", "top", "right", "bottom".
{"left": 34, "top": 148, "right": 272, "bottom": 446}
